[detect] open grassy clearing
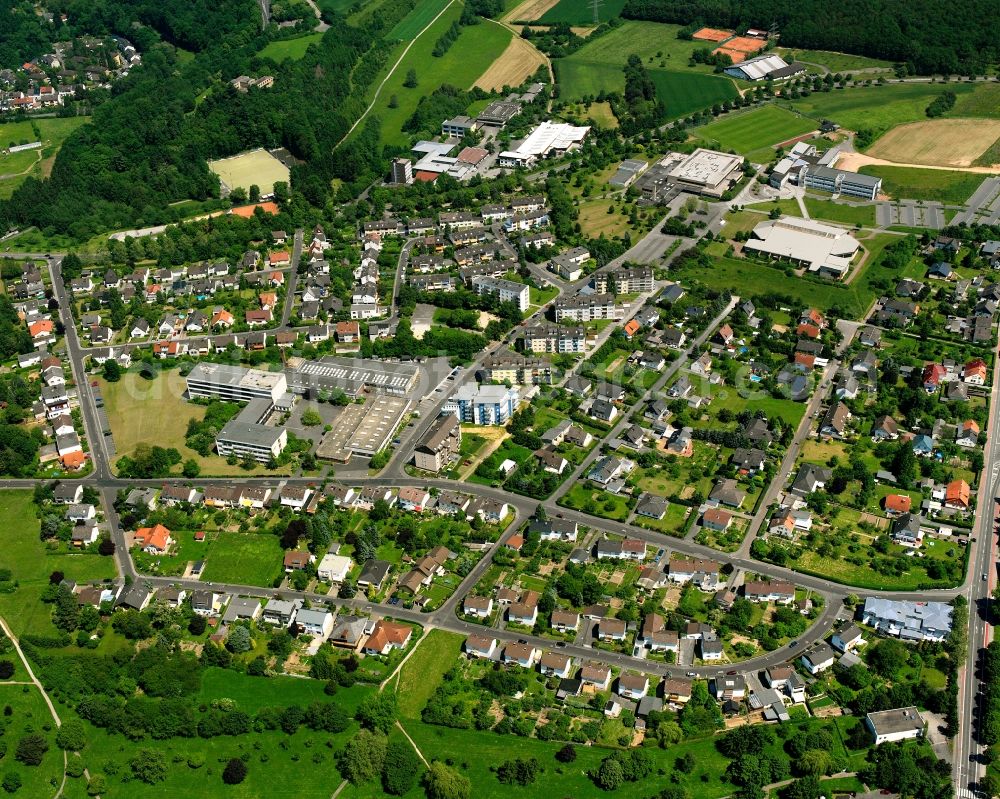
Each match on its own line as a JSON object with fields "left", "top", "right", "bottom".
{"left": 197, "top": 531, "right": 284, "bottom": 587}
{"left": 100, "top": 372, "right": 282, "bottom": 476}
{"left": 396, "top": 629, "right": 463, "bottom": 717}
{"left": 388, "top": 0, "right": 454, "bottom": 40}
{"left": 563, "top": 20, "right": 709, "bottom": 66}
{"left": 258, "top": 32, "right": 325, "bottom": 61}
{"left": 208, "top": 148, "right": 290, "bottom": 194}
{"left": 952, "top": 83, "right": 1000, "bottom": 117}
{"left": 803, "top": 197, "right": 876, "bottom": 226}
{"left": 538, "top": 0, "right": 624, "bottom": 24}
{"left": 366, "top": 3, "right": 511, "bottom": 145}
{"left": 695, "top": 105, "right": 817, "bottom": 154}
{"left": 316, "top": 0, "right": 368, "bottom": 15}
{"left": 555, "top": 60, "right": 737, "bottom": 119}
{"left": 0, "top": 491, "right": 116, "bottom": 638}
{"left": 0, "top": 685, "right": 64, "bottom": 799}
{"left": 583, "top": 100, "right": 618, "bottom": 128}
{"left": 0, "top": 116, "right": 90, "bottom": 200}
{"left": 82, "top": 680, "right": 365, "bottom": 799}
{"left": 865, "top": 118, "right": 1000, "bottom": 168}
{"left": 775, "top": 48, "right": 893, "bottom": 73}
{"left": 858, "top": 164, "right": 985, "bottom": 203}
{"left": 474, "top": 30, "right": 547, "bottom": 91}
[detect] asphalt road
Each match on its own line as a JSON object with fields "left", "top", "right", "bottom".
{"left": 16, "top": 242, "right": 998, "bottom": 786}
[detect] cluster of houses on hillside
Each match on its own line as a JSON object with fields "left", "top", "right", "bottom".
{"left": 1, "top": 34, "right": 141, "bottom": 112}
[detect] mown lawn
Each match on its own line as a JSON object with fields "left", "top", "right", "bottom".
{"left": 0, "top": 490, "right": 116, "bottom": 638}
{"left": 198, "top": 532, "right": 284, "bottom": 587}
{"left": 803, "top": 197, "right": 876, "bottom": 226}
{"left": 695, "top": 105, "right": 816, "bottom": 154}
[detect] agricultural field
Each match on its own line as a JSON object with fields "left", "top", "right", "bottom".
{"left": 783, "top": 82, "right": 987, "bottom": 141}
{"left": 208, "top": 148, "right": 290, "bottom": 195}
{"left": 0, "top": 116, "right": 90, "bottom": 200}
{"left": 503, "top": 0, "right": 559, "bottom": 22}
{"left": 258, "top": 32, "right": 324, "bottom": 61}
{"left": 538, "top": 0, "right": 625, "bottom": 24}
{"left": 387, "top": 0, "right": 454, "bottom": 40}
{"left": 0, "top": 491, "right": 116, "bottom": 638}
{"left": 99, "top": 372, "right": 281, "bottom": 476}
{"left": 858, "top": 164, "right": 985, "bottom": 203}
{"left": 555, "top": 61, "right": 736, "bottom": 120}
{"left": 695, "top": 105, "right": 817, "bottom": 155}
{"left": 366, "top": 3, "right": 512, "bottom": 145}
{"left": 474, "top": 31, "right": 548, "bottom": 91}
{"left": 554, "top": 21, "right": 740, "bottom": 117}
{"left": 865, "top": 118, "right": 1000, "bottom": 168}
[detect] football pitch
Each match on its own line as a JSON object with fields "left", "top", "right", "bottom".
{"left": 208, "top": 148, "right": 290, "bottom": 195}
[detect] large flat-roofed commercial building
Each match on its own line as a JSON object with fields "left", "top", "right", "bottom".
{"left": 215, "top": 398, "right": 287, "bottom": 462}
{"left": 744, "top": 216, "right": 861, "bottom": 279}
{"left": 316, "top": 394, "right": 410, "bottom": 461}
{"left": 667, "top": 148, "right": 745, "bottom": 197}
{"left": 187, "top": 362, "right": 287, "bottom": 403}
{"left": 413, "top": 413, "right": 461, "bottom": 473}
{"left": 286, "top": 356, "right": 420, "bottom": 398}
{"left": 446, "top": 384, "right": 519, "bottom": 425}
{"left": 801, "top": 165, "right": 882, "bottom": 200}
{"left": 471, "top": 276, "right": 530, "bottom": 312}
{"left": 442, "top": 116, "right": 478, "bottom": 137}
{"left": 865, "top": 707, "right": 924, "bottom": 745}
{"left": 498, "top": 121, "right": 590, "bottom": 168}
{"left": 477, "top": 100, "right": 521, "bottom": 127}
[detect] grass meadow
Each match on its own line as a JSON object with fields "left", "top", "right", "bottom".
{"left": 0, "top": 116, "right": 90, "bottom": 200}
{"left": 388, "top": 0, "right": 455, "bottom": 40}
{"left": 258, "top": 32, "right": 324, "bottom": 61}
{"left": 858, "top": 164, "right": 985, "bottom": 203}
{"left": 364, "top": 2, "right": 511, "bottom": 145}
{"left": 0, "top": 491, "right": 116, "bottom": 638}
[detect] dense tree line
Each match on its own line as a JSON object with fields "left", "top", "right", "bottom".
{"left": 621, "top": 0, "right": 1000, "bottom": 74}
{"left": 0, "top": 0, "right": 383, "bottom": 239}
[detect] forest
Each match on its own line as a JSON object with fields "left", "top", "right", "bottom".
{"left": 621, "top": 0, "right": 1000, "bottom": 75}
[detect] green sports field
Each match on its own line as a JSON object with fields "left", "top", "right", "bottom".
{"left": 388, "top": 0, "right": 454, "bottom": 40}
{"left": 858, "top": 164, "right": 985, "bottom": 203}
{"left": 538, "top": 0, "right": 626, "bottom": 24}
{"left": 695, "top": 105, "right": 816, "bottom": 155}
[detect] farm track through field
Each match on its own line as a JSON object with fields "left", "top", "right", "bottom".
{"left": 501, "top": 0, "right": 559, "bottom": 22}
{"left": 475, "top": 18, "right": 553, "bottom": 92}
{"left": 335, "top": 0, "right": 457, "bottom": 147}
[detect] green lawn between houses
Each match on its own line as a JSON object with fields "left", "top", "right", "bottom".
{"left": 395, "top": 629, "right": 464, "bottom": 716}
{"left": 0, "top": 490, "right": 116, "bottom": 639}
{"left": 197, "top": 531, "right": 286, "bottom": 587}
